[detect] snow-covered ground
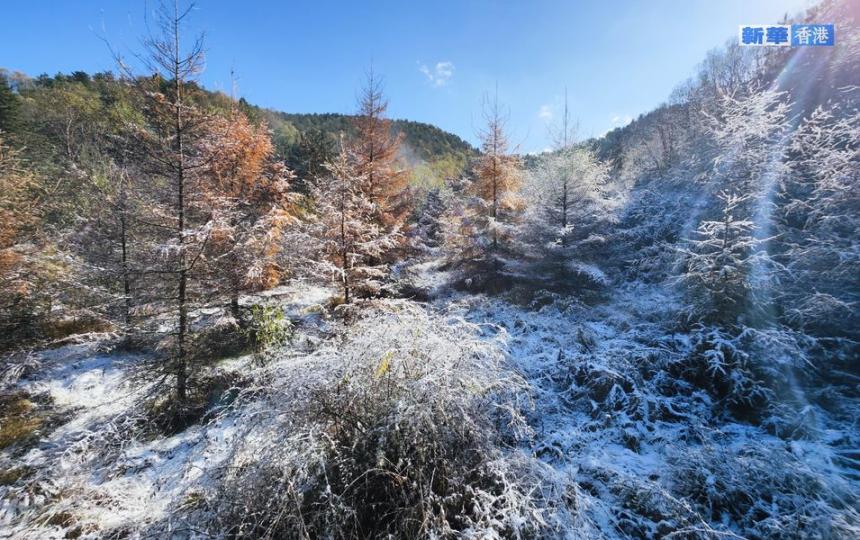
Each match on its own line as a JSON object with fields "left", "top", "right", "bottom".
{"left": 1, "top": 275, "right": 858, "bottom": 538}
{"left": 444, "top": 281, "right": 860, "bottom": 537}
{"left": 0, "top": 282, "right": 333, "bottom": 539}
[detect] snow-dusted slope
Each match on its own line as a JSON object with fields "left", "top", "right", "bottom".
{"left": 1, "top": 276, "right": 858, "bottom": 538}
{"left": 445, "top": 281, "right": 860, "bottom": 538}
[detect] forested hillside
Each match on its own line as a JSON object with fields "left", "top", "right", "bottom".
{"left": 1, "top": 0, "right": 858, "bottom": 538}
{"left": 265, "top": 111, "right": 475, "bottom": 160}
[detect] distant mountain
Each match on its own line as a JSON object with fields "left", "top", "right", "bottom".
{"left": 257, "top": 110, "right": 476, "bottom": 164}
{"left": 5, "top": 67, "right": 477, "bottom": 174}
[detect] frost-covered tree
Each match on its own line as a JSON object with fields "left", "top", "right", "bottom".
{"left": 122, "top": 0, "right": 224, "bottom": 405}
{"left": 522, "top": 146, "right": 611, "bottom": 288}
{"left": 0, "top": 134, "right": 51, "bottom": 346}
{"left": 531, "top": 90, "right": 581, "bottom": 241}
{"left": 473, "top": 91, "right": 522, "bottom": 248}
{"left": 200, "top": 111, "right": 298, "bottom": 321}
{"left": 72, "top": 160, "right": 140, "bottom": 328}
{"left": 779, "top": 104, "right": 860, "bottom": 337}
{"left": 350, "top": 68, "right": 410, "bottom": 231}
{"left": 310, "top": 140, "right": 400, "bottom": 303}
{"left": 413, "top": 187, "right": 446, "bottom": 252}
{"left": 679, "top": 87, "right": 792, "bottom": 325}
{"left": 447, "top": 90, "right": 522, "bottom": 288}
{"left": 681, "top": 190, "right": 772, "bottom": 325}
{"left": 704, "top": 87, "right": 792, "bottom": 200}
{"left": 523, "top": 146, "right": 611, "bottom": 266}
{"left": 519, "top": 88, "right": 613, "bottom": 288}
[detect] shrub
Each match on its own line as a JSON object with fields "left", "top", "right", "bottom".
{"left": 671, "top": 445, "right": 860, "bottom": 539}
{"left": 671, "top": 326, "right": 773, "bottom": 420}
{"left": 188, "top": 301, "right": 574, "bottom": 538}
{"left": 244, "top": 304, "right": 292, "bottom": 363}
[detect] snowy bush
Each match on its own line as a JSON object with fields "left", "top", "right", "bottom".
{"left": 172, "top": 300, "right": 574, "bottom": 538}
{"left": 243, "top": 304, "right": 293, "bottom": 364}
{"left": 671, "top": 444, "right": 860, "bottom": 539}
{"left": 665, "top": 325, "right": 773, "bottom": 421}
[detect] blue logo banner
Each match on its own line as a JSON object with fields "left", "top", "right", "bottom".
{"left": 791, "top": 24, "right": 835, "bottom": 46}
{"left": 740, "top": 24, "right": 834, "bottom": 47}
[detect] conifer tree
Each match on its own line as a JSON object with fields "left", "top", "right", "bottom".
{"left": 680, "top": 87, "right": 791, "bottom": 325}
{"left": 681, "top": 190, "right": 770, "bottom": 325}
{"left": 350, "top": 68, "right": 410, "bottom": 231}
{"left": 0, "top": 73, "right": 19, "bottom": 134}
{"left": 0, "top": 134, "right": 45, "bottom": 345}
{"left": 124, "top": 0, "right": 217, "bottom": 405}
{"left": 201, "top": 111, "right": 297, "bottom": 320}
{"left": 522, "top": 145, "right": 609, "bottom": 287}
{"left": 414, "top": 187, "right": 446, "bottom": 252}
{"left": 704, "top": 87, "right": 791, "bottom": 203}
{"left": 448, "top": 89, "right": 521, "bottom": 288}
{"left": 286, "top": 127, "right": 334, "bottom": 192}
{"left": 523, "top": 89, "right": 608, "bottom": 254}
{"left": 310, "top": 139, "right": 400, "bottom": 303}
{"left": 473, "top": 90, "right": 522, "bottom": 246}
{"left": 779, "top": 105, "right": 860, "bottom": 336}
{"left": 73, "top": 160, "right": 139, "bottom": 328}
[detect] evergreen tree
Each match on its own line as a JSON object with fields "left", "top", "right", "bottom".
{"left": 286, "top": 127, "right": 334, "bottom": 192}
{"left": 681, "top": 190, "right": 770, "bottom": 325}
{"left": 0, "top": 73, "right": 19, "bottom": 134}
{"left": 72, "top": 160, "right": 140, "bottom": 328}
{"left": 679, "top": 86, "right": 791, "bottom": 325}
{"left": 0, "top": 134, "right": 46, "bottom": 346}
{"left": 413, "top": 187, "right": 446, "bottom": 252}
{"left": 704, "top": 87, "right": 791, "bottom": 202}
{"left": 522, "top": 145, "right": 610, "bottom": 288}
{"left": 779, "top": 104, "right": 860, "bottom": 337}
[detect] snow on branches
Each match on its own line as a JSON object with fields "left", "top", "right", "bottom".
{"left": 309, "top": 141, "right": 401, "bottom": 303}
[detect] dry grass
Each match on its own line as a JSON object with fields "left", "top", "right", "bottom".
{"left": 0, "top": 392, "right": 44, "bottom": 450}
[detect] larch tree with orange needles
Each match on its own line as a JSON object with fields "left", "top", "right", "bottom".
{"left": 447, "top": 89, "right": 522, "bottom": 289}
{"left": 350, "top": 68, "right": 410, "bottom": 235}
{"left": 310, "top": 137, "right": 401, "bottom": 303}
{"left": 201, "top": 110, "right": 298, "bottom": 321}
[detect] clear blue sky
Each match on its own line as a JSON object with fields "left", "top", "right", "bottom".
{"left": 1, "top": 0, "right": 813, "bottom": 152}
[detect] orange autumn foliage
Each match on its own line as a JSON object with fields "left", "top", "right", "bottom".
{"left": 349, "top": 70, "right": 410, "bottom": 230}
{"left": 0, "top": 134, "right": 50, "bottom": 342}
{"left": 471, "top": 95, "right": 522, "bottom": 221}
{"left": 201, "top": 112, "right": 298, "bottom": 294}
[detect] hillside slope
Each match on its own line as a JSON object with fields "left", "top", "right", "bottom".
{"left": 265, "top": 111, "right": 476, "bottom": 163}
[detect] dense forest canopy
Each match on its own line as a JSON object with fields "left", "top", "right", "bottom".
{"left": 0, "top": 0, "right": 858, "bottom": 538}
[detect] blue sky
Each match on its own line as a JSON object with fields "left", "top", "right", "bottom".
{"left": 1, "top": 0, "right": 813, "bottom": 152}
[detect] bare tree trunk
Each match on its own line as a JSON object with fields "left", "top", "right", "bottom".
{"left": 492, "top": 156, "right": 498, "bottom": 250}
{"left": 230, "top": 289, "right": 241, "bottom": 321}
{"left": 340, "top": 176, "right": 350, "bottom": 304}
{"left": 120, "top": 211, "right": 131, "bottom": 327}
{"left": 561, "top": 179, "right": 568, "bottom": 246}
{"left": 173, "top": 5, "right": 188, "bottom": 404}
